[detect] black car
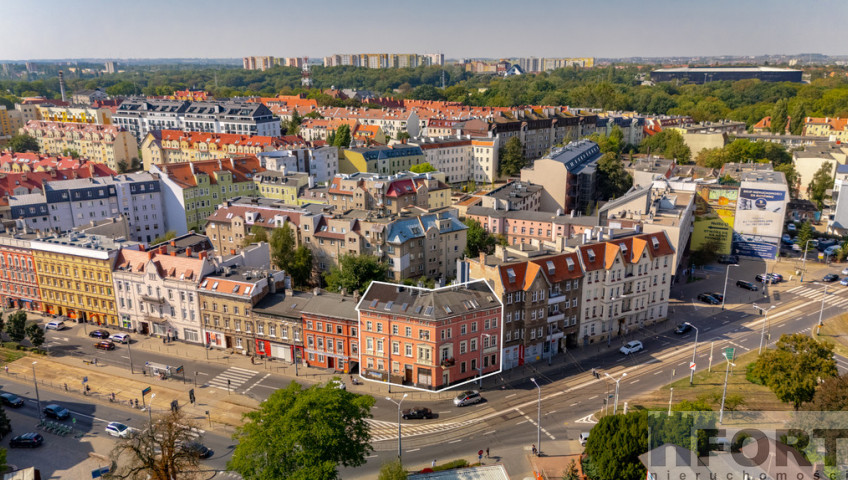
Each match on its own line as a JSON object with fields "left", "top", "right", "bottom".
{"left": 402, "top": 407, "right": 434, "bottom": 420}
{"left": 755, "top": 274, "right": 778, "bottom": 284}
{"left": 10, "top": 432, "right": 43, "bottom": 448}
{"left": 718, "top": 255, "right": 739, "bottom": 265}
{"left": 674, "top": 323, "right": 692, "bottom": 335}
{"left": 0, "top": 393, "right": 24, "bottom": 408}
{"left": 736, "top": 281, "right": 758, "bottom": 291}
{"left": 710, "top": 292, "right": 724, "bottom": 303}
{"left": 824, "top": 274, "right": 840, "bottom": 283}
{"left": 89, "top": 330, "right": 110, "bottom": 339}
{"left": 697, "top": 293, "right": 720, "bottom": 305}
{"left": 43, "top": 404, "right": 70, "bottom": 420}
{"left": 181, "top": 441, "right": 213, "bottom": 459}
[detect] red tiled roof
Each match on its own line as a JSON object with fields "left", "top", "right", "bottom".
{"left": 155, "top": 157, "right": 264, "bottom": 189}
{"left": 159, "top": 130, "right": 307, "bottom": 149}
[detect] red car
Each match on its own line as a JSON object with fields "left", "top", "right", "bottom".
{"left": 94, "top": 341, "right": 115, "bottom": 351}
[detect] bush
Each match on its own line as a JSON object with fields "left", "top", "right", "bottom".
{"left": 2, "top": 342, "right": 18, "bottom": 350}
{"left": 433, "top": 459, "right": 469, "bottom": 471}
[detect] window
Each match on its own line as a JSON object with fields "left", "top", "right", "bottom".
{"left": 405, "top": 344, "right": 413, "bottom": 357}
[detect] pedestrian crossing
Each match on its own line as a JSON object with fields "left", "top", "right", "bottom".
{"left": 367, "top": 417, "right": 482, "bottom": 442}
{"left": 786, "top": 285, "right": 848, "bottom": 307}
{"left": 207, "top": 367, "right": 258, "bottom": 392}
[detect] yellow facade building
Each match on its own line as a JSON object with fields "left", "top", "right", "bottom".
{"left": 19, "top": 121, "right": 138, "bottom": 171}
{"left": 31, "top": 234, "right": 139, "bottom": 326}
{"left": 36, "top": 105, "right": 112, "bottom": 125}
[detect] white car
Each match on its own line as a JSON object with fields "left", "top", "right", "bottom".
{"left": 110, "top": 333, "right": 130, "bottom": 344}
{"left": 792, "top": 244, "right": 802, "bottom": 252}
{"left": 841, "top": 267, "right": 848, "bottom": 275}
{"left": 45, "top": 321, "right": 66, "bottom": 330}
{"left": 105, "top": 422, "right": 134, "bottom": 438}
{"left": 825, "top": 245, "right": 840, "bottom": 256}
{"left": 619, "top": 340, "right": 644, "bottom": 355}
{"left": 787, "top": 223, "right": 797, "bottom": 232}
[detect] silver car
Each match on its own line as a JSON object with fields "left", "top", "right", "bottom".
{"left": 453, "top": 390, "right": 482, "bottom": 407}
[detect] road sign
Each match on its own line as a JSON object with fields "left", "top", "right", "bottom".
{"left": 689, "top": 362, "right": 696, "bottom": 370}
{"left": 175, "top": 365, "right": 184, "bottom": 374}
{"left": 141, "top": 386, "right": 152, "bottom": 396}
{"left": 724, "top": 347, "right": 735, "bottom": 361}
{"left": 91, "top": 466, "right": 110, "bottom": 478}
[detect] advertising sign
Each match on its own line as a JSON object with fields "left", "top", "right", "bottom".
{"left": 731, "top": 233, "right": 780, "bottom": 259}
{"left": 735, "top": 188, "right": 787, "bottom": 238}
{"left": 692, "top": 186, "right": 738, "bottom": 254}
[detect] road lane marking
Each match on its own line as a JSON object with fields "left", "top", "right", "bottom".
{"left": 588, "top": 395, "right": 598, "bottom": 400}
{"left": 505, "top": 393, "right": 516, "bottom": 399}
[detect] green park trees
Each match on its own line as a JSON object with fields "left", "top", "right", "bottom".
{"left": 808, "top": 163, "right": 835, "bottom": 210}
{"left": 323, "top": 254, "right": 388, "bottom": 294}
{"left": 270, "top": 224, "right": 313, "bottom": 288}
{"left": 464, "top": 218, "right": 496, "bottom": 258}
{"left": 8, "top": 134, "right": 39, "bottom": 153}
{"left": 230, "top": 381, "right": 375, "bottom": 480}
{"left": 498, "top": 137, "right": 525, "bottom": 177}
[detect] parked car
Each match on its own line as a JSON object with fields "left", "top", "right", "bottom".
{"left": 453, "top": 390, "right": 483, "bottom": 407}
{"left": 181, "top": 441, "right": 213, "bottom": 459}
{"left": 45, "top": 321, "right": 65, "bottom": 330}
{"left": 9, "top": 433, "right": 43, "bottom": 448}
{"left": 810, "top": 240, "right": 820, "bottom": 248}
{"left": 824, "top": 274, "right": 840, "bottom": 283}
{"left": 579, "top": 432, "right": 590, "bottom": 446}
{"left": 697, "top": 293, "right": 720, "bottom": 305}
{"left": 94, "top": 341, "right": 115, "bottom": 351}
{"left": 718, "top": 255, "right": 739, "bottom": 265}
{"left": 674, "top": 323, "right": 692, "bottom": 335}
{"left": 825, "top": 246, "right": 840, "bottom": 256}
{"left": 840, "top": 277, "right": 848, "bottom": 286}
{"left": 770, "top": 273, "right": 784, "bottom": 282}
{"left": 402, "top": 407, "right": 434, "bottom": 420}
{"left": 0, "top": 393, "right": 24, "bottom": 408}
{"left": 787, "top": 223, "right": 797, "bottom": 232}
{"left": 42, "top": 404, "right": 70, "bottom": 420}
{"left": 710, "top": 292, "right": 724, "bottom": 302}
{"left": 792, "top": 244, "right": 802, "bottom": 252}
{"left": 755, "top": 274, "right": 778, "bottom": 284}
{"left": 819, "top": 239, "right": 838, "bottom": 251}
{"left": 736, "top": 281, "right": 758, "bottom": 291}
{"left": 89, "top": 330, "right": 110, "bottom": 339}
{"left": 782, "top": 234, "right": 792, "bottom": 244}
{"left": 105, "top": 422, "right": 134, "bottom": 438}
{"left": 110, "top": 333, "right": 130, "bottom": 344}
{"left": 841, "top": 267, "right": 848, "bottom": 275}
{"left": 619, "top": 340, "right": 644, "bottom": 355}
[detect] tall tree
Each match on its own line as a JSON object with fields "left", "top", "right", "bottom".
{"left": 775, "top": 163, "right": 801, "bottom": 198}
{"left": 805, "top": 372, "right": 848, "bottom": 411}
{"left": 463, "top": 218, "right": 496, "bottom": 258}
{"left": 289, "top": 245, "right": 314, "bottom": 288}
{"left": 8, "top": 134, "right": 39, "bottom": 153}
{"left": 323, "top": 254, "right": 389, "bottom": 294}
{"left": 230, "top": 381, "right": 375, "bottom": 480}
{"left": 5, "top": 311, "right": 26, "bottom": 343}
{"left": 24, "top": 323, "right": 44, "bottom": 348}
{"left": 789, "top": 102, "right": 807, "bottom": 136}
{"left": 270, "top": 224, "right": 297, "bottom": 273}
{"left": 596, "top": 152, "right": 633, "bottom": 199}
{"left": 747, "top": 333, "right": 838, "bottom": 410}
{"left": 498, "top": 136, "right": 525, "bottom": 177}
{"left": 332, "top": 124, "right": 352, "bottom": 148}
{"left": 110, "top": 409, "right": 202, "bottom": 480}
{"left": 796, "top": 222, "right": 814, "bottom": 252}
{"left": 242, "top": 224, "right": 269, "bottom": 247}
{"left": 639, "top": 130, "right": 691, "bottom": 163}
{"left": 770, "top": 98, "right": 789, "bottom": 135}
{"left": 808, "top": 163, "right": 835, "bottom": 209}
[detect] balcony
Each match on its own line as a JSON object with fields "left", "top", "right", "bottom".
{"left": 547, "top": 313, "right": 565, "bottom": 323}
{"left": 440, "top": 357, "right": 455, "bottom": 368}
{"left": 548, "top": 293, "right": 564, "bottom": 305}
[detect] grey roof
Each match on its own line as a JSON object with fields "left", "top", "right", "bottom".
{"left": 484, "top": 181, "right": 543, "bottom": 200}
{"left": 466, "top": 206, "right": 599, "bottom": 226}
{"left": 542, "top": 140, "right": 602, "bottom": 174}
{"left": 301, "top": 292, "right": 359, "bottom": 320}
{"left": 252, "top": 291, "right": 313, "bottom": 320}
{"left": 599, "top": 185, "right": 652, "bottom": 214}
{"left": 386, "top": 212, "right": 466, "bottom": 244}
{"left": 254, "top": 171, "right": 309, "bottom": 186}
{"left": 358, "top": 280, "right": 500, "bottom": 322}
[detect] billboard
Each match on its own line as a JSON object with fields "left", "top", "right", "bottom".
{"left": 691, "top": 186, "right": 738, "bottom": 254}
{"left": 734, "top": 187, "right": 786, "bottom": 238}
{"left": 731, "top": 233, "right": 780, "bottom": 259}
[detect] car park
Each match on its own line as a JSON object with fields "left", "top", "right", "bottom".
{"left": 619, "top": 340, "right": 643, "bottom": 355}
{"left": 95, "top": 341, "right": 115, "bottom": 350}
{"left": 89, "top": 330, "right": 110, "bottom": 339}
{"left": 736, "top": 280, "right": 758, "bottom": 291}
{"left": 0, "top": 393, "right": 24, "bottom": 408}
{"left": 402, "top": 407, "right": 434, "bottom": 420}
{"left": 453, "top": 390, "right": 483, "bottom": 407}
{"left": 45, "top": 321, "right": 66, "bottom": 330}
{"left": 10, "top": 433, "right": 43, "bottom": 448}
{"left": 105, "top": 422, "right": 134, "bottom": 438}
{"left": 697, "top": 293, "right": 720, "bottom": 305}
{"left": 787, "top": 223, "right": 796, "bottom": 232}
{"left": 782, "top": 234, "right": 792, "bottom": 244}
{"left": 110, "top": 333, "right": 130, "bottom": 344}
{"left": 824, "top": 274, "right": 840, "bottom": 282}
{"left": 674, "top": 323, "right": 692, "bottom": 335}
{"left": 43, "top": 404, "right": 70, "bottom": 420}
{"left": 819, "top": 239, "right": 838, "bottom": 251}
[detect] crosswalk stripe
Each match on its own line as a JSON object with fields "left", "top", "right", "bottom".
{"left": 787, "top": 286, "right": 805, "bottom": 293}
{"left": 226, "top": 367, "right": 258, "bottom": 374}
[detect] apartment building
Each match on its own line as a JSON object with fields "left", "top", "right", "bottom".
{"left": 254, "top": 170, "right": 311, "bottom": 204}
{"left": 20, "top": 121, "right": 139, "bottom": 171}
{"left": 0, "top": 232, "right": 42, "bottom": 312}
{"left": 793, "top": 143, "right": 848, "bottom": 197}
{"left": 520, "top": 140, "right": 603, "bottom": 214}
{"left": 322, "top": 108, "right": 420, "bottom": 139}
{"left": 198, "top": 265, "right": 286, "bottom": 354}
{"left": 409, "top": 136, "right": 473, "bottom": 184}
{"left": 257, "top": 146, "right": 339, "bottom": 183}
{"left": 35, "top": 105, "right": 113, "bottom": 125}
{"left": 205, "top": 201, "right": 311, "bottom": 255}
{"left": 32, "top": 233, "right": 140, "bottom": 326}
{"left": 466, "top": 206, "right": 598, "bottom": 246}
{"left": 356, "top": 280, "right": 502, "bottom": 391}
{"left": 243, "top": 56, "right": 276, "bottom": 71}
{"left": 467, "top": 248, "right": 584, "bottom": 369}
{"left": 151, "top": 157, "right": 264, "bottom": 234}
{"left": 326, "top": 172, "right": 450, "bottom": 213}
{"left": 0, "top": 105, "right": 23, "bottom": 141}
{"left": 140, "top": 130, "right": 309, "bottom": 171}
{"left": 383, "top": 210, "right": 466, "bottom": 281}
{"left": 339, "top": 145, "right": 425, "bottom": 176}
{"left": 301, "top": 290, "right": 359, "bottom": 372}
{"left": 577, "top": 232, "right": 674, "bottom": 346}
{"left": 251, "top": 289, "right": 309, "bottom": 363}
{"left": 480, "top": 181, "right": 543, "bottom": 212}
{"left": 113, "top": 99, "right": 280, "bottom": 142}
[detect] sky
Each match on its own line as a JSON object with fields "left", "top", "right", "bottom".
{"left": 1, "top": 0, "right": 847, "bottom": 61}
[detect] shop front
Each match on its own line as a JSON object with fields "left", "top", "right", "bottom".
{"left": 204, "top": 330, "right": 227, "bottom": 349}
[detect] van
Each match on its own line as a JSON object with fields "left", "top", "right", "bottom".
{"left": 579, "top": 432, "right": 590, "bottom": 446}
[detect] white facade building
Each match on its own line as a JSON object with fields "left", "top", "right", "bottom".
{"left": 257, "top": 146, "right": 339, "bottom": 183}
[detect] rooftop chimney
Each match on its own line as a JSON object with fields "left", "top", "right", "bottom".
{"left": 199, "top": 251, "right": 208, "bottom": 260}
{"left": 170, "top": 240, "right": 176, "bottom": 247}
{"left": 186, "top": 246, "right": 193, "bottom": 257}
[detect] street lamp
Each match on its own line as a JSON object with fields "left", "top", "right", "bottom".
{"left": 801, "top": 239, "right": 816, "bottom": 281}
{"left": 719, "top": 359, "right": 737, "bottom": 425}
{"left": 686, "top": 322, "right": 699, "bottom": 385}
{"left": 385, "top": 394, "right": 408, "bottom": 462}
{"left": 478, "top": 333, "right": 492, "bottom": 388}
{"left": 814, "top": 282, "right": 828, "bottom": 327}
{"left": 721, "top": 264, "right": 739, "bottom": 310}
{"left": 127, "top": 337, "right": 134, "bottom": 374}
{"left": 604, "top": 372, "right": 627, "bottom": 414}
{"left": 753, "top": 304, "right": 776, "bottom": 354}
{"left": 32, "top": 362, "right": 42, "bottom": 421}
{"left": 530, "top": 377, "right": 541, "bottom": 457}
{"left": 147, "top": 393, "right": 156, "bottom": 426}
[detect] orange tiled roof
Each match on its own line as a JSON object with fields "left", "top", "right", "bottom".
{"left": 155, "top": 157, "right": 264, "bottom": 189}
{"left": 159, "top": 130, "right": 307, "bottom": 149}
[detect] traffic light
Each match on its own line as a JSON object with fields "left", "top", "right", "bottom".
{"left": 189, "top": 389, "right": 195, "bottom": 404}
